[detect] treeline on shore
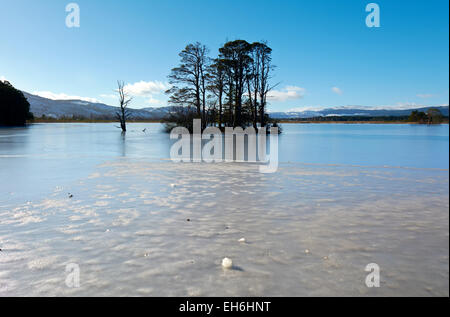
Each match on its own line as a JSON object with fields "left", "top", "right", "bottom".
{"left": 279, "top": 113, "right": 449, "bottom": 124}
{"left": 30, "top": 113, "right": 449, "bottom": 124}
{"left": 406, "top": 109, "right": 447, "bottom": 124}
{"left": 16, "top": 108, "right": 450, "bottom": 125}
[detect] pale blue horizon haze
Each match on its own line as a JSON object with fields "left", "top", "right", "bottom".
{"left": 0, "top": 0, "right": 448, "bottom": 111}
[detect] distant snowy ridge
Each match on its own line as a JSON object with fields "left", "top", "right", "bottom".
{"left": 23, "top": 91, "right": 448, "bottom": 120}
{"left": 269, "top": 106, "right": 449, "bottom": 119}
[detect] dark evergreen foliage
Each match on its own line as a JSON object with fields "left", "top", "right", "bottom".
{"left": 0, "top": 80, "right": 33, "bottom": 126}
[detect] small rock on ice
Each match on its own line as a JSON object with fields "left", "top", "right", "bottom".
{"left": 238, "top": 238, "right": 246, "bottom": 243}
{"left": 222, "top": 257, "right": 233, "bottom": 269}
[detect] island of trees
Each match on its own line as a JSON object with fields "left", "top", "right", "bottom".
{"left": 0, "top": 80, "right": 33, "bottom": 126}
{"left": 162, "top": 40, "right": 280, "bottom": 133}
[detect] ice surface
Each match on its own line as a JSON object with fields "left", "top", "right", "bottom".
{"left": 0, "top": 160, "right": 448, "bottom": 296}
{"left": 0, "top": 123, "right": 448, "bottom": 296}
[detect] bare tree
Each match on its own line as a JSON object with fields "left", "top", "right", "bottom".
{"left": 219, "top": 40, "right": 252, "bottom": 128}
{"left": 116, "top": 80, "right": 132, "bottom": 132}
{"left": 246, "top": 44, "right": 261, "bottom": 129}
{"left": 166, "top": 42, "right": 210, "bottom": 129}
{"left": 256, "top": 42, "right": 274, "bottom": 127}
{"left": 207, "top": 59, "right": 226, "bottom": 129}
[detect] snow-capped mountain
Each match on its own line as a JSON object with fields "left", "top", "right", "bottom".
{"left": 269, "top": 106, "right": 449, "bottom": 119}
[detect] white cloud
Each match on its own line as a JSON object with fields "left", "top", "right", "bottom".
{"left": 389, "top": 102, "right": 420, "bottom": 109}
{"left": 99, "top": 94, "right": 117, "bottom": 99}
{"left": 331, "top": 87, "right": 343, "bottom": 95}
{"left": 286, "top": 106, "right": 327, "bottom": 112}
{"left": 416, "top": 93, "right": 435, "bottom": 98}
{"left": 124, "top": 80, "right": 170, "bottom": 97}
{"left": 33, "top": 91, "right": 99, "bottom": 103}
{"left": 146, "top": 96, "right": 164, "bottom": 107}
{"left": 99, "top": 91, "right": 165, "bottom": 107}
{"left": 0, "top": 75, "right": 6, "bottom": 82}
{"left": 267, "top": 86, "right": 306, "bottom": 102}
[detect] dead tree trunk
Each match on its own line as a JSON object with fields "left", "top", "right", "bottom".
{"left": 116, "top": 81, "right": 132, "bottom": 132}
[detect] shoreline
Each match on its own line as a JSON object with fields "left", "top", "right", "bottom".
{"left": 277, "top": 120, "right": 449, "bottom": 124}
{"left": 26, "top": 120, "right": 449, "bottom": 125}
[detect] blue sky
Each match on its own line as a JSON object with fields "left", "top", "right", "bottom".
{"left": 0, "top": 0, "right": 448, "bottom": 111}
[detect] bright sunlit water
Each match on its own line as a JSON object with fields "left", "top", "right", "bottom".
{"left": 0, "top": 123, "right": 448, "bottom": 296}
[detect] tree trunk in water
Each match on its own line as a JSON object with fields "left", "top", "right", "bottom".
{"left": 219, "top": 91, "right": 223, "bottom": 129}
{"left": 121, "top": 107, "right": 126, "bottom": 132}
{"left": 260, "top": 101, "right": 265, "bottom": 128}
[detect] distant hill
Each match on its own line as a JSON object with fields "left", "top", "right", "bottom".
{"left": 23, "top": 91, "right": 448, "bottom": 121}
{"left": 23, "top": 92, "right": 167, "bottom": 120}
{"left": 140, "top": 106, "right": 174, "bottom": 118}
